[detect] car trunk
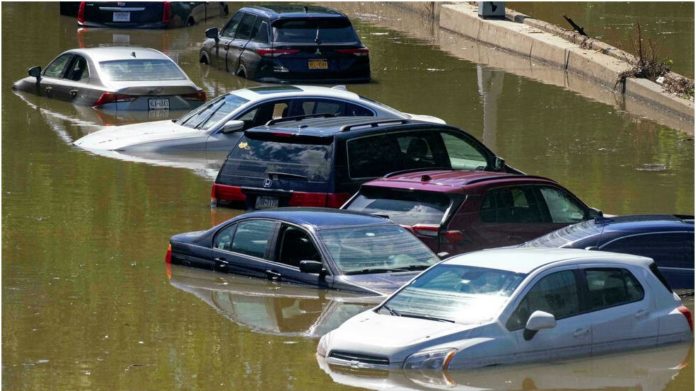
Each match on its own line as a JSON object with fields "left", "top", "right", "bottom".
{"left": 82, "top": 2, "right": 166, "bottom": 27}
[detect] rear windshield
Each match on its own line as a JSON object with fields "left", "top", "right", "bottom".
{"left": 522, "top": 219, "right": 602, "bottom": 247}
{"left": 272, "top": 18, "right": 358, "bottom": 43}
{"left": 99, "top": 59, "right": 186, "bottom": 81}
{"left": 225, "top": 136, "right": 333, "bottom": 182}
{"left": 346, "top": 188, "right": 452, "bottom": 226}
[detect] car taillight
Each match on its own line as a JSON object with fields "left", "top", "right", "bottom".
{"left": 94, "top": 92, "right": 137, "bottom": 107}
{"left": 162, "top": 1, "right": 171, "bottom": 25}
{"left": 183, "top": 90, "right": 206, "bottom": 101}
{"left": 336, "top": 48, "right": 370, "bottom": 57}
{"left": 211, "top": 183, "right": 246, "bottom": 206}
{"left": 411, "top": 224, "right": 440, "bottom": 237}
{"left": 441, "top": 230, "right": 464, "bottom": 244}
{"left": 77, "top": 2, "right": 86, "bottom": 24}
{"left": 289, "top": 192, "right": 328, "bottom": 207}
{"left": 677, "top": 305, "right": 693, "bottom": 332}
{"left": 165, "top": 243, "right": 172, "bottom": 265}
{"left": 256, "top": 48, "right": 300, "bottom": 57}
{"left": 327, "top": 193, "right": 351, "bottom": 208}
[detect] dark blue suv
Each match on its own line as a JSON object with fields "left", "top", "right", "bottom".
{"left": 523, "top": 215, "right": 694, "bottom": 290}
{"left": 200, "top": 5, "right": 370, "bottom": 83}
{"left": 211, "top": 116, "right": 518, "bottom": 210}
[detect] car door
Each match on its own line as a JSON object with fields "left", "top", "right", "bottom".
{"left": 504, "top": 268, "right": 592, "bottom": 363}
{"left": 39, "top": 53, "right": 75, "bottom": 100}
{"left": 207, "top": 99, "right": 292, "bottom": 151}
{"left": 577, "top": 267, "right": 658, "bottom": 354}
{"left": 209, "top": 219, "right": 280, "bottom": 279}
{"left": 57, "top": 54, "right": 92, "bottom": 104}
{"left": 226, "top": 12, "right": 256, "bottom": 74}
{"left": 468, "top": 185, "right": 555, "bottom": 248}
{"left": 266, "top": 223, "right": 332, "bottom": 288}
{"left": 212, "top": 11, "right": 243, "bottom": 69}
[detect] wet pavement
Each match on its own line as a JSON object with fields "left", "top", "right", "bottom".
{"left": 2, "top": 2, "right": 693, "bottom": 390}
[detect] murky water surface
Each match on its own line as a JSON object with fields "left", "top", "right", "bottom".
{"left": 3, "top": 3, "right": 693, "bottom": 390}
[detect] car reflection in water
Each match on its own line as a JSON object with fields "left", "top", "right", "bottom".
{"left": 167, "top": 265, "right": 381, "bottom": 338}
{"left": 317, "top": 342, "right": 691, "bottom": 391}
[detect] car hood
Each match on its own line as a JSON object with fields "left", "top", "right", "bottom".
{"left": 324, "top": 310, "right": 480, "bottom": 362}
{"left": 73, "top": 120, "right": 203, "bottom": 150}
{"left": 339, "top": 272, "right": 419, "bottom": 295}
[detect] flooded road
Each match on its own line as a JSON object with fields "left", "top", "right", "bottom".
{"left": 2, "top": 2, "right": 693, "bottom": 390}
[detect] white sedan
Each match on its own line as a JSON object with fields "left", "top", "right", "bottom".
{"left": 318, "top": 248, "right": 692, "bottom": 370}
{"left": 74, "top": 85, "right": 445, "bottom": 153}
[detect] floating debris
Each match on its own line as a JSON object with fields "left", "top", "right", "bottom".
{"left": 636, "top": 163, "right": 667, "bottom": 172}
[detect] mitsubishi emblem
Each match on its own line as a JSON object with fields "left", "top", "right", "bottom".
{"left": 315, "top": 48, "right": 322, "bottom": 56}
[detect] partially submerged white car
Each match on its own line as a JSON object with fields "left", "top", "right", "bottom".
{"left": 74, "top": 85, "right": 445, "bottom": 154}
{"left": 318, "top": 248, "right": 692, "bottom": 370}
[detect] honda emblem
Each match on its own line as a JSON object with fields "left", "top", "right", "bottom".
{"left": 263, "top": 178, "right": 273, "bottom": 188}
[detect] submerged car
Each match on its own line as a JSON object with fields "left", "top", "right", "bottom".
{"left": 200, "top": 5, "right": 370, "bottom": 83}
{"left": 318, "top": 248, "right": 692, "bottom": 370}
{"left": 73, "top": 85, "right": 443, "bottom": 153}
{"left": 523, "top": 215, "right": 694, "bottom": 290}
{"left": 13, "top": 47, "right": 205, "bottom": 112}
{"left": 77, "top": 2, "right": 228, "bottom": 28}
{"left": 342, "top": 169, "right": 601, "bottom": 255}
{"left": 166, "top": 208, "right": 441, "bottom": 295}
{"left": 212, "top": 117, "right": 517, "bottom": 209}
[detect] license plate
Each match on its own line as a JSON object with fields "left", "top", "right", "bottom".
{"left": 308, "top": 59, "right": 328, "bottom": 70}
{"left": 148, "top": 98, "right": 170, "bottom": 110}
{"left": 113, "top": 11, "right": 130, "bottom": 22}
{"left": 255, "top": 196, "right": 279, "bottom": 209}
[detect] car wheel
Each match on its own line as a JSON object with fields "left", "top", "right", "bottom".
{"left": 187, "top": 17, "right": 195, "bottom": 26}
{"left": 236, "top": 65, "right": 247, "bottom": 79}
{"left": 200, "top": 51, "right": 209, "bottom": 64}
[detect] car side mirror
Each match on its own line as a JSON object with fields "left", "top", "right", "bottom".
{"left": 28, "top": 66, "right": 42, "bottom": 81}
{"left": 299, "top": 260, "right": 325, "bottom": 275}
{"left": 587, "top": 208, "right": 603, "bottom": 219}
{"left": 206, "top": 27, "right": 219, "bottom": 42}
{"left": 494, "top": 156, "right": 505, "bottom": 171}
{"left": 221, "top": 120, "right": 245, "bottom": 134}
{"left": 524, "top": 310, "right": 556, "bottom": 340}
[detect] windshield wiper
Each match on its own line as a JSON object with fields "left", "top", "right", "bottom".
{"left": 380, "top": 304, "right": 401, "bottom": 317}
{"left": 391, "top": 265, "right": 431, "bottom": 272}
{"left": 400, "top": 313, "right": 454, "bottom": 323}
{"left": 345, "top": 268, "right": 394, "bottom": 275}
{"left": 266, "top": 171, "right": 308, "bottom": 180}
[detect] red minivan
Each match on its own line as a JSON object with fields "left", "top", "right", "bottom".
{"left": 342, "top": 170, "right": 601, "bottom": 256}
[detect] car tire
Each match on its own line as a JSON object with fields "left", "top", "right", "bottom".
{"left": 187, "top": 17, "right": 195, "bottom": 26}
{"left": 200, "top": 51, "right": 209, "bottom": 64}
{"left": 236, "top": 65, "right": 247, "bottom": 79}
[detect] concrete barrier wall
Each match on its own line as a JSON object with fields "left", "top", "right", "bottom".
{"left": 327, "top": 2, "right": 694, "bottom": 134}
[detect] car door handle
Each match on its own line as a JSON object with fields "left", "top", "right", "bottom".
{"left": 69, "top": 89, "right": 78, "bottom": 97}
{"left": 265, "top": 269, "right": 281, "bottom": 281}
{"left": 44, "top": 86, "right": 52, "bottom": 92}
{"left": 214, "top": 256, "right": 229, "bottom": 265}
{"left": 573, "top": 328, "right": 589, "bottom": 337}
{"left": 634, "top": 309, "right": 648, "bottom": 319}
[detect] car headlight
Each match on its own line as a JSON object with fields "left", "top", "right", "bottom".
{"left": 317, "top": 335, "right": 329, "bottom": 357}
{"left": 403, "top": 348, "right": 457, "bottom": 370}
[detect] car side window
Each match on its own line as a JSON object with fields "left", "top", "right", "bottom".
{"left": 237, "top": 100, "right": 291, "bottom": 129}
{"left": 396, "top": 135, "right": 437, "bottom": 167}
{"left": 276, "top": 225, "right": 321, "bottom": 268}
{"left": 251, "top": 20, "right": 269, "bottom": 43}
{"left": 538, "top": 187, "right": 586, "bottom": 223}
{"left": 583, "top": 268, "right": 644, "bottom": 311}
{"left": 506, "top": 270, "right": 580, "bottom": 331}
{"left": 440, "top": 133, "right": 488, "bottom": 170}
{"left": 480, "top": 186, "right": 547, "bottom": 223}
{"left": 230, "top": 220, "right": 276, "bottom": 259}
{"left": 344, "top": 103, "right": 374, "bottom": 116}
{"left": 221, "top": 12, "right": 243, "bottom": 38}
{"left": 234, "top": 13, "right": 257, "bottom": 40}
{"left": 65, "top": 55, "right": 89, "bottom": 81}
{"left": 600, "top": 233, "right": 694, "bottom": 268}
{"left": 213, "top": 224, "right": 238, "bottom": 251}
{"left": 43, "top": 54, "right": 73, "bottom": 78}
{"left": 347, "top": 134, "right": 402, "bottom": 178}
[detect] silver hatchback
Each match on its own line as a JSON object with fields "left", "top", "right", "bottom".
{"left": 12, "top": 46, "right": 205, "bottom": 112}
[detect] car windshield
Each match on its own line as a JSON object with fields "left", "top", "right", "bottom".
{"left": 99, "top": 59, "right": 187, "bottom": 81}
{"left": 178, "top": 94, "right": 249, "bottom": 130}
{"left": 381, "top": 264, "right": 525, "bottom": 324}
{"left": 345, "top": 188, "right": 452, "bottom": 226}
{"left": 272, "top": 18, "right": 358, "bottom": 43}
{"left": 522, "top": 219, "right": 602, "bottom": 248}
{"left": 318, "top": 225, "right": 438, "bottom": 274}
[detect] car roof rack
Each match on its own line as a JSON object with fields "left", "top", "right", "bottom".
{"left": 463, "top": 174, "right": 550, "bottom": 186}
{"left": 265, "top": 113, "right": 336, "bottom": 126}
{"left": 339, "top": 119, "right": 410, "bottom": 132}
{"left": 383, "top": 167, "right": 452, "bottom": 178}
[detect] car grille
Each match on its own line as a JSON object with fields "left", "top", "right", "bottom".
{"left": 328, "top": 350, "right": 390, "bottom": 365}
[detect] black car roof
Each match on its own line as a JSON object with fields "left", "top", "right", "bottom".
{"left": 235, "top": 208, "right": 390, "bottom": 229}
{"left": 594, "top": 214, "right": 694, "bottom": 233}
{"left": 245, "top": 116, "right": 452, "bottom": 138}
{"left": 242, "top": 5, "right": 347, "bottom": 20}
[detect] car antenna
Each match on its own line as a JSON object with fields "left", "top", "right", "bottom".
{"left": 131, "top": 51, "right": 136, "bottom": 58}
{"left": 303, "top": 6, "right": 308, "bottom": 13}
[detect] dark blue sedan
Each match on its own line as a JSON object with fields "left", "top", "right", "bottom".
{"left": 165, "top": 208, "right": 440, "bottom": 295}
{"left": 523, "top": 215, "right": 694, "bottom": 290}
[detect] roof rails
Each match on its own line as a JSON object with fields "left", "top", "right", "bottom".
{"left": 383, "top": 167, "right": 452, "bottom": 178}
{"left": 463, "top": 174, "right": 550, "bottom": 186}
{"left": 265, "top": 113, "right": 335, "bottom": 126}
{"left": 340, "top": 119, "right": 410, "bottom": 132}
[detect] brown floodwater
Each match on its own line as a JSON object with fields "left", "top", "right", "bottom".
{"left": 3, "top": 2, "right": 693, "bottom": 390}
